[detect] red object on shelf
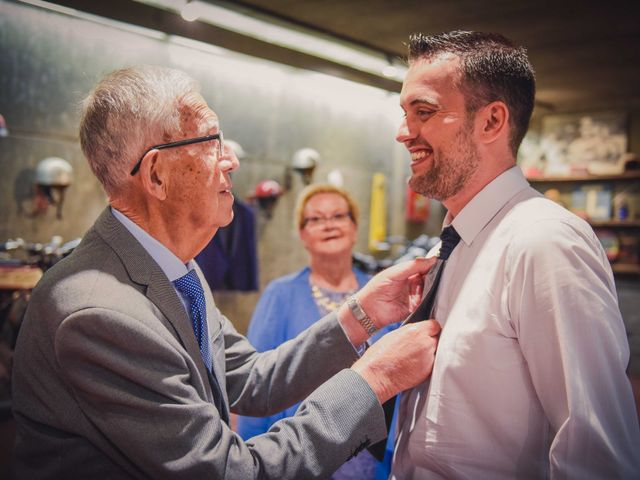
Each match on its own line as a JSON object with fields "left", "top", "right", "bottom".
{"left": 406, "top": 185, "right": 430, "bottom": 223}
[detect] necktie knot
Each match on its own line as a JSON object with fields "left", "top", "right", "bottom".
{"left": 438, "top": 226, "right": 461, "bottom": 260}
{"left": 174, "top": 269, "right": 205, "bottom": 307}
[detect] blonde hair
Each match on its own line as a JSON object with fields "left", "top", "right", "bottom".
{"left": 294, "top": 184, "right": 359, "bottom": 230}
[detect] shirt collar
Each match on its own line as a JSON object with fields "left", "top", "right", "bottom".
{"left": 446, "top": 166, "right": 529, "bottom": 247}
{"left": 111, "top": 207, "right": 195, "bottom": 282}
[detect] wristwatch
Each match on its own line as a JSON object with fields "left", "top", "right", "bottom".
{"left": 347, "top": 296, "right": 378, "bottom": 335}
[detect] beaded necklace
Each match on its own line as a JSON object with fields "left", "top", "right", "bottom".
{"left": 310, "top": 281, "right": 356, "bottom": 316}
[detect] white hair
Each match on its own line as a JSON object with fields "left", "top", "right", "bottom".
{"left": 79, "top": 65, "right": 199, "bottom": 195}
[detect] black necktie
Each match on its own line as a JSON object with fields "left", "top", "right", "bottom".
{"left": 174, "top": 270, "right": 229, "bottom": 424}
{"left": 403, "top": 226, "right": 461, "bottom": 324}
{"left": 371, "top": 227, "right": 461, "bottom": 460}
{"left": 392, "top": 226, "right": 461, "bottom": 462}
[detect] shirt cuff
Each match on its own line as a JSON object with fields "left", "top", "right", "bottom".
{"left": 336, "top": 315, "right": 370, "bottom": 356}
{"left": 355, "top": 340, "right": 370, "bottom": 356}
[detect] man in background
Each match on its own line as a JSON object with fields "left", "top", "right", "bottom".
{"left": 393, "top": 31, "right": 640, "bottom": 478}
{"left": 11, "top": 65, "right": 441, "bottom": 479}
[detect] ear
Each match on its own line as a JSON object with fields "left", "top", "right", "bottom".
{"left": 477, "top": 101, "right": 509, "bottom": 145}
{"left": 139, "top": 150, "right": 167, "bottom": 201}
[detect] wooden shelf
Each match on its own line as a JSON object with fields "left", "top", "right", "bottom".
{"left": 527, "top": 171, "right": 640, "bottom": 279}
{"left": 590, "top": 220, "right": 640, "bottom": 228}
{"left": 527, "top": 171, "right": 640, "bottom": 183}
{"left": 611, "top": 263, "right": 640, "bottom": 275}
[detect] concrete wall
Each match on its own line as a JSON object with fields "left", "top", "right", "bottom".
{"left": 1, "top": 1, "right": 430, "bottom": 333}
{"left": 0, "top": 2, "right": 637, "bottom": 352}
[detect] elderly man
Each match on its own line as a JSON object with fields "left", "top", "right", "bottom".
{"left": 11, "top": 65, "right": 440, "bottom": 479}
{"left": 392, "top": 31, "right": 640, "bottom": 479}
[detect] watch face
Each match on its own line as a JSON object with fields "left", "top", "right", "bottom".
{"left": 349, "top": 297, "right": 365, "bottom": 320}
{"left": 348, "top": 297, "right": 376, "bottom": 333}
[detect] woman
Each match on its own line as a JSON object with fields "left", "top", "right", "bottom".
{"left": 236, "top": 184, "right": 394, "bottom": 479}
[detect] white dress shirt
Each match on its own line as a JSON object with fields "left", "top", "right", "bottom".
{"left": 392, "top": 167, "right": 640, "bottom": 479}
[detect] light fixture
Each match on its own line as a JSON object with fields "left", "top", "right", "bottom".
{"left": 22, "top": 0, "right": 407, "bottom": 88}
{"left": 19, "top": 0, "right": 168, "bottom": 40}
{"left": 180, "top": 1, "right": 200, "bottom": 22}
{"left": 136, "top": 0, "right": 407, "bottom": 82}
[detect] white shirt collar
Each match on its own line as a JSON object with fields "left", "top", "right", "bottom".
{"left": 446, "top": 166, "right": 530, "bottom": 247}
{"left": 111, "top": 207, "right": 195, "bottom": 282}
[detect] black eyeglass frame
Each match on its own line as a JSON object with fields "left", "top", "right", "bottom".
{"left": 302, "top": 211, "right": 354, "bottom": 229}
{"left": 130, "top": 132, "right": 224, "bottom": 176}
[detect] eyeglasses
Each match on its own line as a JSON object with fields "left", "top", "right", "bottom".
{"left": 130, "top": 131, "right": 224, "bottom": 176}
{"left": 302, "top": 212, "right": 353, "bottom": 229}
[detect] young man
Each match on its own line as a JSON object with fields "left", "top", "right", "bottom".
{"left": 393, "top": 31, "right": 640, "bottom": 479}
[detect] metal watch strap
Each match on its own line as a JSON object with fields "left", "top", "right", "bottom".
{"left": 347, "top": 296, "right": 378, "bottom": 335}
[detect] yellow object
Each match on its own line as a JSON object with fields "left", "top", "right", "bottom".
{"left": 368, "top": 173, "right": 387, "bottom": 252}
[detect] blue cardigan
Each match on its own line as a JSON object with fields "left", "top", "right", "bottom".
{"left": 236, "top": 267, "right": 396, "bottom": 479}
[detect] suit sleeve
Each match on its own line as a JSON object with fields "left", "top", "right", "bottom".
{"left": 236, "top": 282, "right": 290, "bottom": 439}
{"left": 56, "top": 307, "right": 385, "bottom": 479}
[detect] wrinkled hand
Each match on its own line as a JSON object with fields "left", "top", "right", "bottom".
{"left": 337, "top": 258, "right": 435, "bottom": 346}
{"left": 351, "top": 320, "right": 441, "bottom": 403}
{"left": 359, "top": 257, "right": 436, "bottom": 328}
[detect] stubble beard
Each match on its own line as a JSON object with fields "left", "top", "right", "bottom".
{"left": 409, "top": 120, "right": 479, "bottom": 202}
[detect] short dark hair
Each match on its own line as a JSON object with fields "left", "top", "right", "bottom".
{"left": 408, "top": 31, "right": 535, "bottom": 155}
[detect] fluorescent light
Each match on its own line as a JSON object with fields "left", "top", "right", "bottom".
{"left": 19, "top": 0, "right": 167, "bottom": 40}
{"left": 18, "top": 0, "right": 77, "bottom": 16}
{"left": 136, "top": 0, "right": 407, "bottom": 81}
{"left": 169, "top": 35, "right": 228, "bottom": 56}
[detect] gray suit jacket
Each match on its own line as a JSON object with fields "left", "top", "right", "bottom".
{"left": 11, "top": 208, "right": 386, "bottom": 479}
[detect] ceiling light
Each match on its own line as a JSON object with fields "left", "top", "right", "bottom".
{"left": 137, "top": 0, "right": 407, "bottom": 81}
{"left": 180, "top": 1, "right": 200, "bottom": 22}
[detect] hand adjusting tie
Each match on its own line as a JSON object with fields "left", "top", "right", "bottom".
{"left": 403, "top": 225, "right": 461, "bottom": 325}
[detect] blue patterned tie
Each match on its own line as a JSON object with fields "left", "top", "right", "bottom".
{"left": 403, "top": 225, "right": 461, "bottom": 324}
{"left": 174, "top": 270, "right": 212, "bottom": 371}
{"left": 174, "top": 269, "right": 229, "bottom": 424}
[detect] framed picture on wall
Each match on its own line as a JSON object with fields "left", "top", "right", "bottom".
{"left": 539, "top": 112, "right": 628, "bottom": 176}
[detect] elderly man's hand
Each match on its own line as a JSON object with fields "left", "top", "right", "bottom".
{"left": 337, "top": 257, "right": 436, "bottom": 346}
{"left": 351, "top": 320, "right": 441, "bottom": 403}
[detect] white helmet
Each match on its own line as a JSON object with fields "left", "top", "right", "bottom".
{"left": 291, "top": 148, "right": 320, "bottom": 171}
{"left": 35, "top": 157, "right": 73, "bottom": 187}
{"left": 291, "top": 148, "right": 319, "bottom": 185}
{"left": 225, "top": 139, "right": 247, "bottom": 159}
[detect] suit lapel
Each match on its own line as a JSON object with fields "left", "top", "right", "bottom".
{"left": 93, "top": 208, "right": 215, "bottom": 403}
